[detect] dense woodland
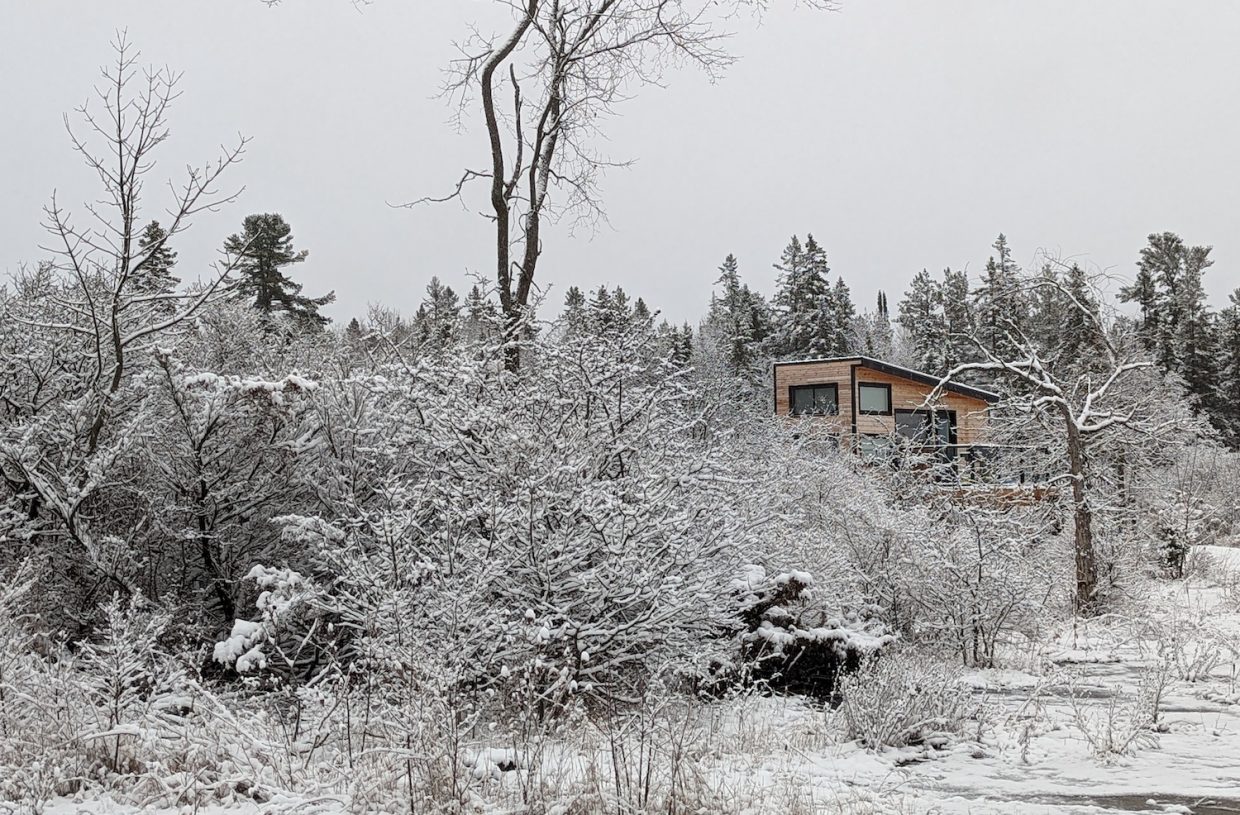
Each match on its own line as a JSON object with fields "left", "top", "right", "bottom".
{"left": 2, "top": 27, "right": 1240, "bottom": 815}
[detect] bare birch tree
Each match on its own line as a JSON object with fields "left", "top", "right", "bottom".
{"left": 410, "top": 0, "right": 832, "bottom": 368}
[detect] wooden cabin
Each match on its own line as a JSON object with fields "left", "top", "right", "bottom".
{"left": 773, "top": 355, "right": 1000, "bottom": 472}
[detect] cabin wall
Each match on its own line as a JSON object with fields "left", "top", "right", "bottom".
{"left": 851, "top": 365, "right": 990, "bottom": 445}
{"left": 773, "top": 360, "right": 990, "bottom": 445}
{"left": 773, "top": 360, "right": 853, "bottom": 435}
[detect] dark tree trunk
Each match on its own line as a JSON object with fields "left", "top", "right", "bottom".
{"left": 1064, "top": 412, "right": 1098, "bottom": 614}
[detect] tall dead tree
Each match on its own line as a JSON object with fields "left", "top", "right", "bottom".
{"left": 412, "top": 0, "right": 831, "bottom": 368}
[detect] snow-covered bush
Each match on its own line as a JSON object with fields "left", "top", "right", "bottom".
{"left": 1149, "top": 606, "right": 1238, "bottom": 682}
{"left": 220, "top": 323, "right": 752, "bottom": 718}
{"left": 837, "top": 650, "right": 976, "bottom": 750}
{"left": 1066, "top": 671, "right": 1162, "bottom": 759}
{"left": 730, "top": 565, "right": 893, "bottom": 700}
{"left": 897, "top": 505, "right": 1069, "bottom": 667}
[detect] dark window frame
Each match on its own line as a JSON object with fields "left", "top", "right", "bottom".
{"left": 857, "top": 382, "right": 893, "bottom": 416}
{"left": 788, "top": 383, "right": 840, "bottom": 416}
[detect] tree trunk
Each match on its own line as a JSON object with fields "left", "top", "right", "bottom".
{"left": 1064, "top": 414, "right": 1098, "bottom": 614}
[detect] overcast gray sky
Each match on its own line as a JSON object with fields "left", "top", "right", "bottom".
{"left": 2, "top": 1, "right": 1238, "bottom": 325}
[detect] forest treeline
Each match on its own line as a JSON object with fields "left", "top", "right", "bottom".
{"left": 326, "top": 229, "right": 1240, "bottom": 450}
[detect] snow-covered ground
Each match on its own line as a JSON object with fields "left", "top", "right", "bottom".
{"left": 45, "top": 546, "right": 1240, "bottom": 815}
{"left": 775, "top": 542, "right": 1240, "bottom": 815}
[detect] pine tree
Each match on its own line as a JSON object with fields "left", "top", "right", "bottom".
{"left": 766, "top": 234, "right": 833, "bottom": 359}
{"left": 853, "top": 291, "right": 894, "bottom": 359}
{"left": 971, "top": 234, "right": 1027, "bottom": 365}
{"left": 632, "top": 297, "right": 652, "bottom": 326}
{"left": 1118, "top": 256, "right": 1159, "bottom": 354}
{"left": 1124, "top": 233, "right": 1219, "bottom": 418}
{"left": 1058, "top": 263, "right": 1105, "bottom": 368}
{"left": 1218, "top": 289, "right": 1240, "bottom": 446}
{"left": 415, "top": 276, "right": 460, "bottom": 350}
{"left": 745, "top": 285, "right": 772, "bottom": 350}
{"left": 133, "top": 220, "right": 180, "bottom": 301}
{"left": 1027, "top": 262, "right": 1064, "bottom": 356}
{"left": 562, "top": 286, "right": 588, "bottom": 336}
{"left": 587, "top": 285, "right": 639, "bottom": 338}
{"left": 897, "top": 269, "right": 947, "bottom": 374}
{"left": 829, "top": 276, "right": 855, "bottom": 355}
{"left": 345, "top": 317, "right": 364, "bottom": 343}
{"left": 612, "top": 287, "right": 633, "bottom": 326}
{"left": 224, "top": 213, "right": 335, "bottom": 326}
{"left": 1132, "top": 232, "right": 1190, "bottom": 370}
{"left": 462, "top": 284, "right": 499, "bottom": 343}
{"left": 662, "top": 321, "right": 693, "bottom": 368}
{"left": 1173, "top": 245, "right": 1217, "bottom": 414}
{"left": 941, "top": 267, "right": 975, "bottom": 372}
{"left": 707, "top": 254, "right": 760, "bottom": 377}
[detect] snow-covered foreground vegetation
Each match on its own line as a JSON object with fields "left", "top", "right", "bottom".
{"left": 23, "top": 547, "right": 1240, "bottom": 815}
{"left": 8, "top": 33, "right": 1240, "bottom": 815}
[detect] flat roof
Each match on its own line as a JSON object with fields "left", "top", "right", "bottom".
{"left": 773, "top": 355, "right": 1002, "bottom": 404}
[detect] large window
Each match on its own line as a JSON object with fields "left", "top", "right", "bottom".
{"left": 895, "top": 409, "right": 955, "bottom": 446}
{"left": 789, "top": 383, "right": 838, "bottom": 416}
{"left": 857, "top": 382, "right": 892, "bottom": 415}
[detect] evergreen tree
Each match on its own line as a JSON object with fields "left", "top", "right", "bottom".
{"left": 133, "top": 220, "right": 180, "bottom": 301}
{"left": 1058, "top": 263, "right": 1106, "bottom": 368}
{"left": 971, "top": 233, "right": 1027, "bottom": 365}
{"left": 897, "top": 269, "right": 947, "bottom": 374}
{"left": 829, "top": 276, "right": 855, "bottom": 355}
{"left": 462, "top": 284, "right": 499, "bottom": 343}
{"left": 851, "top": 291, "right": 894, "bottom": 360}
{"left": 1174, "top": 248, "right": 1218, "bottom": 414}
{"left": 632, "top": 297, "right": 653, "bottom": 326}
{"left": 562, "top": 286, "right": 588, "bottom": 335}
{"left": 941, "top": 268, "right": 975, "bottom": 371}
{"left": 1027, "top": 262, "right": 1065, "bottom": 356}
{"left": 745, "top": 286, "right": 773, "bottom": 350}
{"left": 415, "top": 276, "right": 460, "bottom": 350}
{"left": 1218, "top": 289, "right": 1240, "bottom": 446}
{"left": 1123, "top": 232, "right": 1220, "bottom": 419}
{"left": 658, "top": 320, "right": 693, "bottom": 368}
{"left": 224, "top": 213, "right": 335, "bottom": 326}
{"left": 1118, "top": 255, "right": 1159, "bottom": 354}
{"left": 707, "top": 254, "right": 761, "bottom": 377}
{"left": 766, "top": 234, "right": 833, "bottom": 359}
{"left": 345, "top": 317, "right": 364, "bottom": 343}
{"left": 612, "top": 287, "right": 633, "bottom": 325}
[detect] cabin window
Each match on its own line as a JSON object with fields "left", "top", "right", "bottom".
{"left": 895, "top": 411, "right": 929, "bottom": 442}
{"left": 895, "top": 409, "right": 956, "bottom": 446}
{"left": 789, "top": 383, "right": 838, "bottom": 416}
{"left": 857, "top": 383, "right": 892, "bottom": 415}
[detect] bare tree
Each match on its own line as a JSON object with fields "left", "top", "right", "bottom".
{"left": 0, "top": 34, "right": 247, "bottom": 598}
{"left": 409, "top": 0, "right": 832, "bottom": 368}
{"left": 931, "top": 263, "right": 1199, "bottom": 614}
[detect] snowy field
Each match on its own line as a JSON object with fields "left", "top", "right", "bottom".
{"left": 37, "top": 546, "right": 1240, "bottom": 815}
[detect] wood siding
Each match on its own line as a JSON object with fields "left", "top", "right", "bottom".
{"left": 773, "top": 359, "right": 854, "bottom": 435}
{"left": 773, "top": 360, "right": 991, "bottom": 445}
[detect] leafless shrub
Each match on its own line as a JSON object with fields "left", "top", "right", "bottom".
{"left": 838, "top": 650, "right": 977, "bottom": 751}
{"left": 1065, "top": 670, "right": 1163, "bottom": 759}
